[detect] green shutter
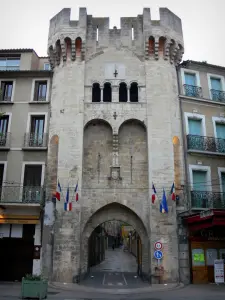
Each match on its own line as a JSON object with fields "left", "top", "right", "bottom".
{"left": 188, "top": 119, "right": 202, "bottom": 135}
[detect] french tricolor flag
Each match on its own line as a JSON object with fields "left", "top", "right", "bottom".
{"left": 64, "top": 186, "right": 72, "bottom": 211}
{"left": 170, "top": 183, "right": 176, "bottom": 201}
{"left": 152, "top": 183, "right": 157, "bottom": 204}
{"left": 55, "top": 181, "right": 61, "bottom": 201}
{"left": 75, "top": 182, "right": 79, "bottom": 202}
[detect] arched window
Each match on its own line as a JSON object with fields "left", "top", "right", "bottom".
{"left": 119, "top": 82, "right": 127, "bottom": 102}
{"left": 75, "top": 37, "right": 82, "bottom": 56}
{"left": 159, "top": 37, "right": 166, "bottom": 56}
{"left": 92, "top": 83, "right": 101, "bottom": 102}
{"left": 148, "top": 36, "right": 155, "bottom": 56}
{"left": 55, "top": 40, "right": 61, "bottom": 64}
{"left": 103, "top": 82, "right": 112, "bottom": 102}
{"left": 130, "top": 82, "right": 138, "bottom": 102}
{"left": 65, "top": 37, "right": 72, "bottom": 60}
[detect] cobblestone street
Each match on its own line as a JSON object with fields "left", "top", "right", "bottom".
{"left": 91, "top": 248, "right": 137, "bottom": 273}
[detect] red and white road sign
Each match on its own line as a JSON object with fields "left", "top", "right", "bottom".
{"left": 154, "top": 241, "right": 163, "bottom": 250}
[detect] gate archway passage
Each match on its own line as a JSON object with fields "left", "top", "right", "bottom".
{"left": 81, "top": 203, "right": 150, "bottom": 279}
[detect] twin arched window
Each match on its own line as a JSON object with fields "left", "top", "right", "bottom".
{"left": 92, "top": 82, "right": 138, "bottom": 102}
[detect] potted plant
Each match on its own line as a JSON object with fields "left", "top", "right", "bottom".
{"left": 21, "top": 274, "right": 48, "bottom": 299}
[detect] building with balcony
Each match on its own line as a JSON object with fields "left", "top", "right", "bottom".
{"left": 0, "top": 49, "right": 51, "bottom": 281}
{"left": 178, "top": 60, "right": 225, "bottom": 284}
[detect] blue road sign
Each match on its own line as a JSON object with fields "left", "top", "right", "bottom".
{"left": 154, "top": 250, "right": 163, "bottom": 260}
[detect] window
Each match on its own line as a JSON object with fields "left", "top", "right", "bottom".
{"left": 75, "top": 37, "right": 82, "bottom": 56}
{"left": 184, "top": 73, "right": 198, "bottom": 97}
{"left": 215, "top": 123, "right": 225, "bottom": 153}
{"left": 92, "top": 83, "right": 101, "bottom": 102}
{"left": 0, "top": 81, "right": 13, "bottom": 101}
{"left": 0, "top": 116, "right": 9, "bottom": 146}
{"left": 33, "top": 81, "right": 47, "bottom": 101}
{"left": 192, "top": 170, "right": 208, "bottom": 208}
{"left": 103, "top": 82, "right": 111, "bottom": 102}
{"left": 188, "top": 119, "right": 202, "bottom": 136}
{"left": 208, "top": 74, "right": 225, "bottom": 102}
{"left": 0, "top": 164, "right": 5, "bottom": 198}
{"left": 0, "top": 57, "right": 20, "bottom": 70}
{"left": 29, "top": 116, "right": 45, "bottom": 147}
{"left": 130, "top": 82, "right": 138, "bottom": 102}
{"left": 119, "top": 82, "right": 127, "bottom": 102}
{"left": 44, "top": 63, "right": 50, "bottom": 70}
{"left": 23, "top": 164, "right": 42, "bottom": 203}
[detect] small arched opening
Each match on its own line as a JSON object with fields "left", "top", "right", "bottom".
{"left": 55, "top": 40, "right": 61, "bottom": 64}
{"left": 64, "top": 37, "right": 72, "bottom": 60}
{"left": 103, "top": 82, "right": 112, "bottom": 102}
{"left": 119, "top": 82, "right": 128, "bottom": 102}
{"left": 92, "top": 83, "right": 101, "bottom": 102}
{"left": 159, "top": 36, "right": 166, "bottom": 56}
{"left": 130, "top": 82, "right": 138, "bottom": 102}
{"left": 75, "top": 37, "right": 82, "bottom": 56}
{"left": 148, "top": 36, "right": 155, "bottom": 56}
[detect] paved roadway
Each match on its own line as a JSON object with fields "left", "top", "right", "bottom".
{"left": 1, "top": 249, "right": 225, "bottom": 299}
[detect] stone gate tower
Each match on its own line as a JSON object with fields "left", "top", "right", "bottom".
{"left": 42, "top": 7, "right": 184, "bottom": 283}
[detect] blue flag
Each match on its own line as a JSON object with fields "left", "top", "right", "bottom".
{"left": 160, "top": 189, "right": 168, "bottom": 213}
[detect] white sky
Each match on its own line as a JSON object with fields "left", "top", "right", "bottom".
{"left": 1, "top": 0, "right": 225, "bottom": 66}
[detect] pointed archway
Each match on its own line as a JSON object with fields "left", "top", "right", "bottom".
{"left": 80, "top": 202, "right": 150, "bottom": 278}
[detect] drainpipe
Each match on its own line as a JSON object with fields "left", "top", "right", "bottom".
{"left": 176, "top": 66, "right": 191, "bottom": 214}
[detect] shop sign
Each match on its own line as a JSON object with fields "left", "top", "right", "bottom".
{"left": 200, "top": 210, "right": 214, "bottom": 219}
{"left": 214, "top": 259, "right": 224, "bottom": 284}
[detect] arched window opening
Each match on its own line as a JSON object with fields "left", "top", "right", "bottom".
{"left": 92, "top": 83, "right": 101, "bottom": 102}
{"left": 119, "top": 82, "right": 128, "bottom": 102}
{"left": 131, "top": 25, "right": 134, "bottom": 41}
{"left": 75, "top": 37, "right": 82, "bottom": 56}
{"left": 159, "top": 37, "right": 166, "bottom": 56}
{"left": 55, "top": 40, "right": 61, "bottom": 64}
{"left": 103, "top": 82, "right": 112, "bottom": 102}
{"left": 130, "top": 82, "right": 138, "bottom": 102}
{"left": 65, "top": 37, "right": 72, "bottom": 60}
{"left": 148, "top": 36, "right": 155, "bottom": 56}
{"left": 96, "top": 26, "right": 99, "bottom": 42}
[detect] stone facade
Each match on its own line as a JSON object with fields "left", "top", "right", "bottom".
{"left": 42, "top": 7, "right": 185, "bottom": 283}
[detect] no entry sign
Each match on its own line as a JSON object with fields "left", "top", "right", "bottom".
{"left": 154, "top": 241, "right": 163, "bottom": 250}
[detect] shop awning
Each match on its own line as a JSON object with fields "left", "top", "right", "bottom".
{"left": 0, "top": 214, "right": 40, "bottom": 224}
{"left": 183, "top": 210, "right": 225, "bottom": 231}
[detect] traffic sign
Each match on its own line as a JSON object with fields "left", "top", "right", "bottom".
{"left": 154, "top": 241, "right": 163, "bottom": 250}
{"left": 154, "top": 250, "right": 163, "bottom": 260}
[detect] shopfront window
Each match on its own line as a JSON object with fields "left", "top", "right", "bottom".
{"left": 206, "top": 249, "right": 217, "bottom": 266}
{"left": 192, "top": 248, "right": 205, "bottom": 266}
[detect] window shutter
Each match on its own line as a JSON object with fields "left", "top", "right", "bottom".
{"left": 0, "top": 82, "right": 5, "bottom": 100}
{"left": 33, "top": 82, "right": 39, "bottom": 101}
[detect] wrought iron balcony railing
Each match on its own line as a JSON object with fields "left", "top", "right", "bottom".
{"left": 0, "top": 185, "right": 45, "bottom": 204}
{"left": 0, "top": 132, "right": 10, "bottom": 148}
{"left": 210, "top": 89, "right": 225, "bottom": 103}
{"left": 0, "top": 95, "right": 12, "bottom": 102}
{"left": 33, "top": 96, "right": 47, "bottom": 102}
{"left": 23, "top": 132, "right": 48, "bottom": 148}
{"left": 191, "top": 190, "right": 225, "bottom": 209}
{"left": 183, "top": 84, "right": 203, "bottom": 98}
{"left": 187, "top": 135, "right": 225, "bottom": 154}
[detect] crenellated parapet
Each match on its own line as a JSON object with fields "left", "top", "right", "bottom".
{"left": 47, "top": 7, "right": 184, "bottom": 67}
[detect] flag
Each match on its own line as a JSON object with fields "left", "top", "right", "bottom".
{"left": 64, "top": 186, "right": 72, "bottom": 211}
{"left": 151, "top": 183, "right": 157, "bottom": 204}
{"left": 160, "top": 189, "right": 168, "bottom": 213}
{"left": 55, "top": 181, "right": 61, "bottom": 201}
{"left": 170, "top": 183, "right": 176, "bottom": 201}
{"left": 74, "top": 182, "right": 79, "bottom": 202}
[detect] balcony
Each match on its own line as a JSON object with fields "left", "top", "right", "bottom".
{"left": 210, "top": 89, "right": 225, "bottom": 103}
{"left": 0, "top": 95, "right": 12, "bottom": 103}
{"left": 0, "top": 185, "right": 45, "bottom": 205}
{"left": 187, "top": 135, "right": 225, "bottom": 155}
{"left": 183, "top": 84, "right": 203, "bottom": 98}
{"left": 0, "top": 132, "right": 10, "bottom": 149}
{"left": 191, "top": 191, "right": 225, "bottom": 209}
{"left": 23, "top": 133, "right": 48, "bottom": 150}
